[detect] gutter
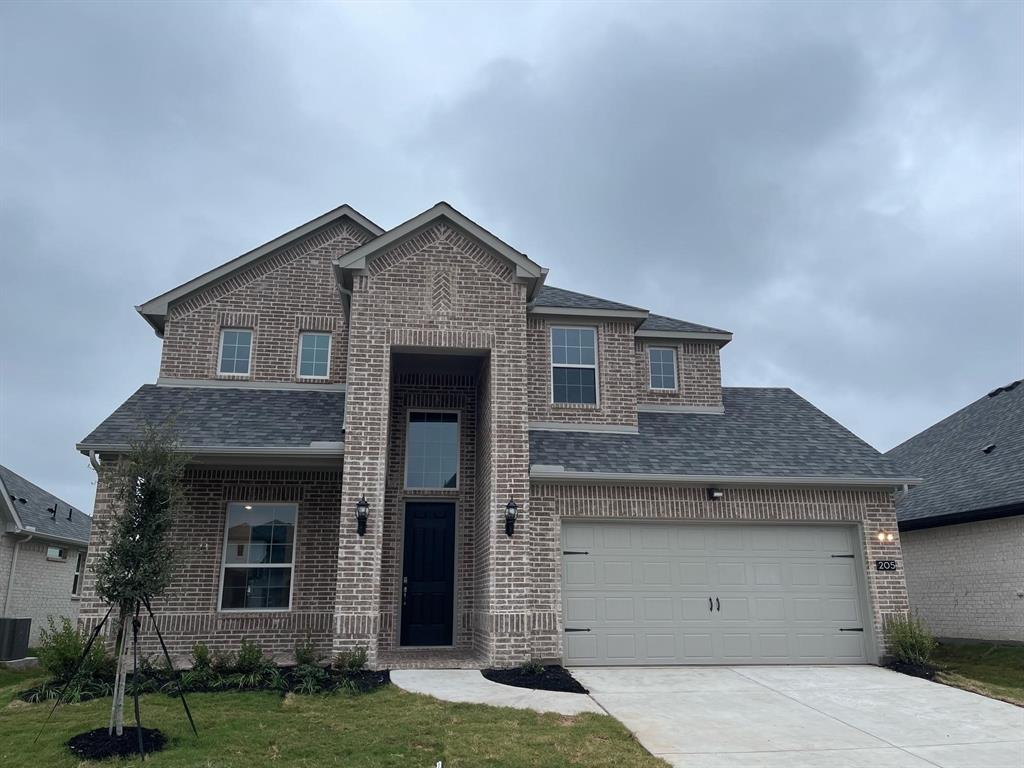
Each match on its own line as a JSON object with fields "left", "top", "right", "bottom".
{"left": 77, "top": 443, "right": 345, "bottom": 458}
{"left": 529, "top": 466, "right": 922, "bottom": 489}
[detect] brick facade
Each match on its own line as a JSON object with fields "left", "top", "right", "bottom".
{"left": 901, "top": 516, "right": 1024, "bottom": 642}
{"left": 636, "top": 340, "right": 724, "bottom": 409}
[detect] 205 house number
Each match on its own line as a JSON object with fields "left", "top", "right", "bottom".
{"left": 875, "top": 560, "right": 898, "bottom": 571}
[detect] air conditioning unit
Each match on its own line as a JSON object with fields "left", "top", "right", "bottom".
{"left": 0, "top": 617, "right": 31, "bottom": 661}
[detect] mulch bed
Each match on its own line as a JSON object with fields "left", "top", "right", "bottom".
{"left": 482, "top": 665, "right": 588, "bottom": 694}
{"left": 887, "top": 660, "right": 937, "bottom": 680}
{"left": 335, "top": 669, "right": 390, "bottom": 693}
{"left": 67, "top": 727, "right": 166, "bottom": 760}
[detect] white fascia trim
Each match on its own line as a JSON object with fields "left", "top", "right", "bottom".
{"left": 136, "top": 205, "right": 383, "bottom": 332}
{"left": 529, "top": 306, "right": 649, "bottom": 321}
{"left": 334, "top": 202, "right": 544, "bottom": 279}
{"left": 529, "top": 467, "right": 922, "bottom": 488}
{"left": 529, "top": 422, "right": 639, "bottom": 435}
{"left": 636, "top": 329, "right": 733, "bottom": 342}
{"left": 0, "top": 473, "right": 24, "bottom": 530}
{"left": 637, "top": 404, "right": 725, "bottom": 414}
{"left": 76, "top": 443, "right": 344, "bottom": 457}
{"left": 156, "top": 377, "right": 346, "bottom": 392}
{"left": 21, "top": 529, "right": 91, "bottom": 547}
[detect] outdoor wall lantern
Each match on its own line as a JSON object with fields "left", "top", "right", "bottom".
{"left": 504, "top": 496, "right": 519, "bottom": 537}
{"left": 707, "top": 488, "right": 724, "bottom": 501}
{"left": 876, "top": 531, "right": 894, "bottom": 543}
{"left": 355, "top": 495, "right": 370, "bottom": 536}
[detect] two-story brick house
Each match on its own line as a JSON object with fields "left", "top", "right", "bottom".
{"left": 77, "top": 202, "right": 916, "bottom": 669}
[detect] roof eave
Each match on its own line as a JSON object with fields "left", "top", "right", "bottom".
{"left": 898, "top": 500, "right": 1024, "bottom": 531}
{"left": 530, "top": 467, "right": 920, "bottom": 489}
{"left": 635, "top": 329, "right": 733, "bottom": 345}
{"left": 528, "top": 306, "right": 650, "bottom": 321}
{"left": 77, "top": 443, "right": 345, "bottom": 458}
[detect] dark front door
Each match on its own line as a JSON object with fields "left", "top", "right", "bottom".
{"left": 401, "top": 502, "right": 456, "bottom": 646}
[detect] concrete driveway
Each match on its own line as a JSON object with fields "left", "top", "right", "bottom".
{"left": 572, "top": 666, "right": 1023, "bottom": 768}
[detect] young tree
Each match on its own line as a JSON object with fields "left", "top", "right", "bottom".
{"left": 93, "top": 424, "right": 188, "bottom": 737}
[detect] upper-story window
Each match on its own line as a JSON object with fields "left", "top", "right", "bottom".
{"left": 297, "top": 332, "right": 331, "bottom": 379}
{"left": 648, "top": 347, "right": 678, "bottom": 390}
{"left": 72, "top": 551, "right": 84, "bottom": 595}
{"left": 46, "top": 546, "right": 67, "bottom": 562}
{"left": 551, "top": 327, "right": 598, "bottom": 405}
{"left": 220, "top": 502, "right": 296, "bottom": 611}
{"left": 405, "top": 411, "right": 459, "bottom": 489}
{"left": 219, "top": 328, "right": 253, "bottom": 376}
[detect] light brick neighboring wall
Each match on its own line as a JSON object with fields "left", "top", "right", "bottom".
{"left": 636, "top": 340, "right": 724, "bottom": 409}
{"left": 527, "top": 317, "right": 638, "bottom": 427}
{"left": 159, "top": 222, "right": 372, "bottom": 383}
{"left": 902, "top": 515, "right": 1024, "bottom": 643}
{"left": 1, "top": 534, "right": 85, "bottom": 644}
{"left": 528, "top": 484, "right": 908, "bottom": 662}
{"left": 79, "top": 466, "right": 344, "bottom": 662}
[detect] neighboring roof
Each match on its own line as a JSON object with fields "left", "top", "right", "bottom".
{"left": 530, "top": 388, "right": 915, "bottom": 486}
{"left": 78, "top": 385, "right": 345, "bottom": 456}
{"left": 136, "top": 204, "right": 383, "bottom": 335}
{"left": 887, "top": 380, "right": 1024, "bottom": 529}
{"left": 0, "top": 464, "right": 91, "bottom": 545}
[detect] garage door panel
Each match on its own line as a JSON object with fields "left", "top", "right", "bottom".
{"left": 562, "top": 522, "right": 870, "bottom": 666}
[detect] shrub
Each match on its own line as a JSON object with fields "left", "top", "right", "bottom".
{"left": 236, "top": 638, "right": 271, "bottom": 674}
{"left": 332, "top": 646, "right": 368, "bottom": 673}
{"left": 191, "top": 643, "right": 212, "bottom": 671}
{"left": 292, "top": 664, "right": 329, "bottom": 695}
{"left": 294, "top": 636, "right": 318, "bottom": 667}
{"left": 211, "top": 648, "right": 235, "bottom": 674}
{"left": 520, "top": 659, "right": 545, "bottom": 676}
{"left": 37, "top": 616, "right": 114, "bottom": 682}
{"left": 885, "top": 613, "right": 937, "bottom": 666}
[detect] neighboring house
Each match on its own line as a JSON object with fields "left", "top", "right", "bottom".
{"left": 77, "top": 202, "right": 916, "bottom": 669}
{"left": 887, "top": 380, "right": 1023, "bottom": 643}
{"left": 0, "top": 464, "right": 92, "bottom": 645}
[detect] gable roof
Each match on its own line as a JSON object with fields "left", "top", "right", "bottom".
{"left": 78, "top": 384, "right": 345, "bottom": 458}
{"left": 0, "top": 464, "right": 91, "bottom": 545}
{"left": 136, "top": 204, "right": 383, "bottom": 335}
{"left": 531, "top": 387, "right": 915, "bottom": 486}
{"left": 887, "top": 380, "right": 1024, "bottom": 529}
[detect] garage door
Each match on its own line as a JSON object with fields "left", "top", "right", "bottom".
{"left": 562, "top": 522, "right": 870, "bottom": 665}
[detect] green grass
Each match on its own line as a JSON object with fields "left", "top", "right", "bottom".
{"left": 0, "top": 683, "right": 666, "bottom": 767}
{"left": 933, "top": 642, "right": 1024, "bottom": 706}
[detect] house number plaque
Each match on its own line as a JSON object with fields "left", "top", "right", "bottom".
{"left": 875, "top": 560, "right": 898, "bottom": 571}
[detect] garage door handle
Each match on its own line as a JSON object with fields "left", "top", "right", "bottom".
{"left": 565, "top": 628, "right": 591, "bottom": 633}
{"left": 839, "top": 628, "right": 864, "bottom": 632}
{"left": 708, "top": 597, "right": 713, "bottom": 612}
{"left": 715, "top": 597, "right": 720, "bottom": 612}
{"left": 562, "top": 551, "right": 589, "bottom": 555}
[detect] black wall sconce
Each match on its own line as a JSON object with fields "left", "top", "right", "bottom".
{"left": 355, "top": 495, "right": 370, "bottom": 536}
{"left": 708, "top": 488, "right": 724, "bottom": 501}
{"left": 504, "top": 496, "right": 519, "bottom": 537}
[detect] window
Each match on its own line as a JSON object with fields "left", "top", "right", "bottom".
{"left": 219, "top": 503, "right": 296, "bottom": 611}
{"left": 297, "top": 332, "right": 331, "bottom": 378}
{"left": 648, "top": 347, "right": 678, "bottom": 390}
{"left": 551, "top": 327, "right": 598, "bottom": 404}
{"left": 405, "top": 411, "right": 459, "bottom": 489}
{"left": 72, "top": 552, "right": 84, "bottom": 595}
{"left": 218, "top": 329, "right": 252, "bottom": 376}
{"left": 46, "top": 546, "right": 67, "bottom": 561}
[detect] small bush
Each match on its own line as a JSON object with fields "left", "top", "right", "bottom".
{"left": 292, "top": 664, "right": 329, "bottom": 695}
{"left": 886, "top": 613, "right": 937, "bottom": 666}
{"left": 333, "top": 646, "right": 368, "bottom": 673}
{"left": 294, "top": 636, "right": 318, "bottom": 667}
{"left": 36, "top": 616, "right": 114, "bottom": 682}
{"left": 211, "top": 648, "right": 235, "bottom": 674}
{"left": 520, "top": 659, "right": 545, "bottom": 676}
{"left": 236, "top": 639, "right": 271, "bottom": 674}
{"left": 190, "top": 643, "right": 212, "bottom": 671}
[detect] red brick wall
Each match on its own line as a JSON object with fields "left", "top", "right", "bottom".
{"left": 159, "top": 222, "right": 372, "bottom": 383}
{"left": 635, "top": 340, "right": 724, "bottom": 408}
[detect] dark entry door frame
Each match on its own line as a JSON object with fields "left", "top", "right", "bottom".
{"left": 399, "top": 501, "right": 457, "bottom": 647}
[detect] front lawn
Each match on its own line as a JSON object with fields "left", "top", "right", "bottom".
{"left": 933, "top": 642, "right": 1024, "bottom": 706}
{"left": 0, "top": 683, "right": 666, "bottom": 767}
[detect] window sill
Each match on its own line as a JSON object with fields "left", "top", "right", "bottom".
{"left": 550, "top": 402, "right": 601, "bottom": 410}
{"left": 217, "top": 608, "right": 292, "bottom": 615}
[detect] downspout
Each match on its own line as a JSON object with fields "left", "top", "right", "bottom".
{"left": 3, "top": 533, "right": 32, "bottom": 616}
{"left": 89, "top": 450, "right": 102, "bottom": 472}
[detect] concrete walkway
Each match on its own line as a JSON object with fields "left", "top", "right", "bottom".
{"left": 572, "top": 666, "right": 1024, "bottom": 768}
{"left": 390, "top": 669, "right": 603, "bottom": 716}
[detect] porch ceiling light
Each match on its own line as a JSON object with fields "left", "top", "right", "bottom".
{"left": 708, "top": 487, "right": 724, "bottom": 501}
{"left": 505, "top": 496, "right": 519, "bottom": 537}
{"left": 355, "top": 495, "right": 370, "bottom": 536}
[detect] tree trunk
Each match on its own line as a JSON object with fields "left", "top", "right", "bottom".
{"left": 108, "top": 606, "right": 130, "bottom": 737}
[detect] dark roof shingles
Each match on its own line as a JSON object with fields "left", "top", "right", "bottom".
{"left": 533, "top": 285, "right": 645, "bottom": 312}
{"left": 886, "top": 380, "right": 1023, "bottom": 524}
{"left": 638, "top": 313, "right": 731, "bottom": 335}
{"left": 530, "top": 388, "right": 909, "bottom": 481}
{"left": 0, "top": 464, "right": 91, "bottom": 544}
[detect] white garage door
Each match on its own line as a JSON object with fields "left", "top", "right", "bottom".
{"left": 562, "top": 522, "right": 870, "bottom": 665}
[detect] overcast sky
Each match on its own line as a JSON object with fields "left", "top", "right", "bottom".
{"left": 1, "top": 1, "right": 1021, "bottom": 514}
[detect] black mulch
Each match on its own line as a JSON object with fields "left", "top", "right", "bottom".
{"left": 887, "top": 660, "right": 937, "bottom": 680}
{"left": 482, "top": 665, "right": 588, "bottom": 694}
{"left": 67, "top": 727, "right": 166, "bottom": 760}
{"left": 337, "top": 669, "right": 390, "bottom": 693}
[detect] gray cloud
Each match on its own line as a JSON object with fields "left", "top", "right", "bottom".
{"left": 1, "top": 1, "right": 1020, "bottom": 511}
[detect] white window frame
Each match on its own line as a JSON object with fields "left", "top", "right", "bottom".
{"left": 648, "top": 346, "right": 679, "bottom": 391}
{"left": 218, "top": 328, "right": 253, "bottom": 378}
{"left": 550, "top": 325, "right": 600, "bottom": 406}
{"left": 296, "top": 331, "right": 332, "bottom": 380}
{"left": 46, "top": 546, "right": 67, "bottom": 562}
{"left": 217, "top": 502, "right": 298, "bottom": 613}
{"left": 72, "top": 551, "right": 85, "bottom": 595}
{"left": 404, "top": 409, "right": 461, "bottom": 491}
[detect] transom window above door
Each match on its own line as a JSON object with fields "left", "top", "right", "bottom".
{"left": 297, "top": 332, "right": 331, "bottom": 378}
{"left": 405, "top": 411, "right": 459, "bottom": 489}
{"left": 551, "top": 327, "right": 598, "bottom": 404}
{"left": 219, "top": 329, "right": 252, "bottom": 376}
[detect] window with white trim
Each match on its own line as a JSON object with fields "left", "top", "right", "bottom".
{"left": 297, "top": 332, "right": 331, "bottom": 378}
{"left": 551, "top": 327, "right": 598, "bottom": 404}
{"left": 219, "top": 328, "right": 252, "bottom": 376}
{"left": 219, "top": 503, "right": 296, "bottom": 611}
{"left": 72, "top": 551, "right": 85, "bottom": 595}
{"left": 405, "top": 411, "right": 459, "bottom": 489}
{"left": 648, "top": 347, "right": 678, "bottom": 390}
{"left": 46, "top": 546, "right": 67, "bottom": 561}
